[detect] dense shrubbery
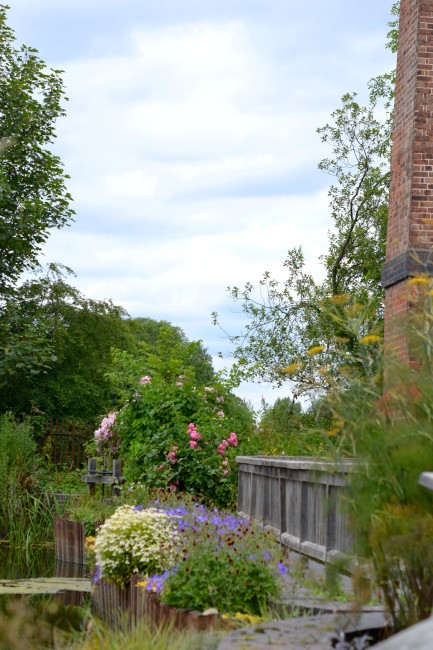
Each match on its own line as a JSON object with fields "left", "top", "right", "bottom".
{"left": 116, "top": 372, "right": 255, "bottom": 508}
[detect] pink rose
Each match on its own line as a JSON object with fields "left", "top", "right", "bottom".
{"left": 223, "top": 469, "right": 230, "bottom": 475}
{"left": 216, "top": 410, "right": 225, "bottom": 418}
{"left": 217, "top": 443, "right": 226, "bottom": 456}
{"left": 228, "top": 432, "right": 238, "bottom": 447}
{"left": 189, "top": 440, "right": 198, "bottom": 448}
{"left": 139, "top": 375, "right": 151, "bottom": 385}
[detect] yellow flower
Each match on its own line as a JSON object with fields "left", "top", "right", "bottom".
{"left": 345, "top": 303, "right": 362, "bottom": 316}
{"left": 359, "top": 335, "right": 381, "bottom": 345}
{"left": 85, "top": 536, "right": 96, "bottom": 550}
{"left": 330, "top": 293, "right": 349, "bottom": 305}
{"left": 327, "top": 428, "right": 340, "bottom": 437}
{"left": 407, "top": 276, "right": 430, "bottom": 286}
{"left": 282, "top": 362, "right": 304, "bottom": 374}
{"left": 306, "top": 345, "right": 325, "bottom": 356}
{"left": 334, "top": 336, "right": 350, "bottom": 344}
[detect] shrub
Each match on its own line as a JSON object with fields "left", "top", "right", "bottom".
{"left": 141, "top": 501, "right": 286, "bottom": 616}
{"left": 116, "top": 374, "right": 254, "bottom": 507}
{"left": 94, "top": 505, "right": 178, "bottom": 586}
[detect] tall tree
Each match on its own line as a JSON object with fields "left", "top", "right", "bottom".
{"left": 213, "top": 3, "right": 398, "bottom": 399}
{"left": 0, "top": 4, "right": 74, "bottom": 296}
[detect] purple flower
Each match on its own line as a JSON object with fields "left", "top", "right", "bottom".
{"left": 277, "top": 562, "right": 288, "bottom": 576}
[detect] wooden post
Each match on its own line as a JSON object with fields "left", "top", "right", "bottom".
{"left": 87, "top": 458, "right": 97, "bottom": 496}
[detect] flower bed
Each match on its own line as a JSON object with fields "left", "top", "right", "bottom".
{"left": 90, "top": 495, "right": 287, "bottom": 629}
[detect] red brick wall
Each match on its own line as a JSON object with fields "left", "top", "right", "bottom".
{"left": 384, "top": 0, "right": 433, "bottom": 359}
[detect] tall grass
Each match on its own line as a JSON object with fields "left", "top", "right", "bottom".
{"left": 67, "top": 618, "right": 223, "bottom": 650}
{"left": 0, "top": 413, "right": 53, "bottom": 547}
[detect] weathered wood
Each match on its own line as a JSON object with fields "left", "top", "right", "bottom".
{"left": 92, "top": 576, "right": 229, "bottom": 631}
{"left": 54, "top": 517, "right": 87, "bottom": 564}
{"left": 237, "top": 456, "right": 354, "bottom": 564}
{"left": 82, "top": 458, "right": 125, "bottom": 496}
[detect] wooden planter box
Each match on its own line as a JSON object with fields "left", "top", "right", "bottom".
{"left": 92, "top": 575, "right": 226, "bottom": 631}
{"left": 54, "top": 516, "right": 86, "bottom": 564}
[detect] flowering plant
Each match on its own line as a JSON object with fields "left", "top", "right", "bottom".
{"left": 93, "top": 505, "right": 178, "bottom": 586}
{"left": 137, "top": 499, "right": 286, "bottom": 616}
{"left": 94, "top": 411, "right": 120, "bottom": 458}
{"left": 117, "top": 373, "right": 254, "bottom": 507}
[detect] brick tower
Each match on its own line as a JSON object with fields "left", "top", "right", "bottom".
{"left": 382, "top": 0, "right": 433, "bottom": 360}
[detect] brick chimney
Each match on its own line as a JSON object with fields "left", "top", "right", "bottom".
{"left": 382, "top": 0, "right": 433, "bottom": 361}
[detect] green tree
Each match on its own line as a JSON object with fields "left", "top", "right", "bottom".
{"left": 106, "top": 319, "right": 215, "bottom": 404}
{"left": 213, "top": 3, "right": 397, "bottom": 399}
{"left": 0, "top": 4, "right": 74, "bottom": 296}
{"left": 0, "top": 265, "right": 135, "bottom": 421}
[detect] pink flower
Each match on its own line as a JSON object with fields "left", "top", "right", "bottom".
{"left": 169, "top": 483, "right": 177, "bottom": 491}
{"left": 171, "top": 445, "right": 179, "bottom": 452}
{"left": 221, "top": 459, "right": 228, "bottom": 466}
{"left": 139, "top": 375, "right": 152, "bottom": 385}
{"left": 228, "top": 432, "right": 238, "bottom": 447}
{"left": 223, "top": 469, "right": 230, "bottom": 475}
{"left": 216, "top": 395, "right": 224, "bottom": 403}
{"left": 190, "top": 431, "right": 202, "bottom": 441}
{"left": 222, "top": 439, "right": 229, "bottom": 447}
{"left": 217, "top": 443, "right": 226, "bottom": 456}
{"left": 175, "top": 381, "right": 183, "bottom": 387}
{"left": 216, "top": 410, "right": 224, "bottom": 418}
{"left": 189, "top": 440, "right": 198, "bottom": 448}
{"left": 167, "top": 451, "right": 177, "bottom": 464}
{"left": 158, "top": 464, "right": 165, "bottom": 470}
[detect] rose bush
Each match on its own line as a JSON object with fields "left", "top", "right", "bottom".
{"left": 116, "top": 373, "right": 254, "bottom": 507}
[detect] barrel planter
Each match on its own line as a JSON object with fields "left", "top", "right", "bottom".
{"left": 92, "top": 575, "right": 228, "bottom": 631}
{"left": 54, "top": 516, "right": 86, "bottom": 564}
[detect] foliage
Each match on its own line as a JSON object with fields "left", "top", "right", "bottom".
{"left": 63, "top": 495, "right": 118, "bottom": 537}
{"left": 94, "top": 505, "right": 178, "bottom": 587}
{"left": 212, "top": 4, "right": 397, "bottom": 399}
{"left": 155, "top": 504, "right": 285, "bottom": 616}
{"left": 314, "top": 282, "right": 433, "bottom": 630}
{"left": 117, "top": 373, "right": 254, "bottom": 507}
{"left": 69, "top": 616, "right": 223, "bottom": 650}
{"left": 106, "top": 320, "right": 215, "bottom": 406}
{"left": 257, "top": 396, "right": 334, "bottom": 456}
{"left": 0, "top": 412, "right": 52, "bottom": 545}
{"left": 0, "top": 4, "right": 74, "bottom": 297}
{"left": 0, "top": 264, "right": 136, "bottom": 420}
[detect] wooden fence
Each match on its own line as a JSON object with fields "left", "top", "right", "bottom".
{"left": 237, "top": 456, "right": 355, "bottom": 564}
{"left": 43, "top": 420, "right": 94, "bottom": 469}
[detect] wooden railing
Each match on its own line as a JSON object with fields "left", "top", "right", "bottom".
{"left": 43, "top": 420, "right": 93, "bottom": 469}
{"left": 237, "top": 456, "right": 355, "bottom": 564}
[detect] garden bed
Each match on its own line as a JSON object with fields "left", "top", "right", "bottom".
{"left": 92, "top": 575, "right": 227, "bottom": 631}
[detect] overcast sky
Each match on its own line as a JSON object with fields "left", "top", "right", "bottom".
{"left": 7, "top": 1, "right": 396, "bottom": 411}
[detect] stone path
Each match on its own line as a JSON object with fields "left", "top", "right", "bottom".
{"left": 217, "top": 556, "right": 389, "bottom": 650}
{"left": 218, "top": 612, "right": 388, "bottom": 650}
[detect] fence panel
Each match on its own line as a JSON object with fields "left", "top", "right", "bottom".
{"left": 43, "top": 420, "right": 94, "bottom": 469}
{"left": 237, "top": 456, "right": 354, "bottom": 564}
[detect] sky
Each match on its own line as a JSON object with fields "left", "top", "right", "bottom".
{"left": 7, "top": 1, "right": 396, "bottom": 411}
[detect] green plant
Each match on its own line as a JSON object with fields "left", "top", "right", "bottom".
{"left": 0, "top": 413, "right": 53, "bottom": 546}
{"left": 94, "top": 505, "right": 178, "bottom": 587}
{"left": 313, "top": 282, "right": 433, "bottom": 630}
{"left": 154, "top": 504, "right": 285, "bottom": 616}
{"left": 117, "top": 373, "right": 254, "bottom": 508}
{"left": 69, "top": 616, "right": 223, "bottom": 650}
{"left": 64, "top": 495, "right": 118, "bottom": 536}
